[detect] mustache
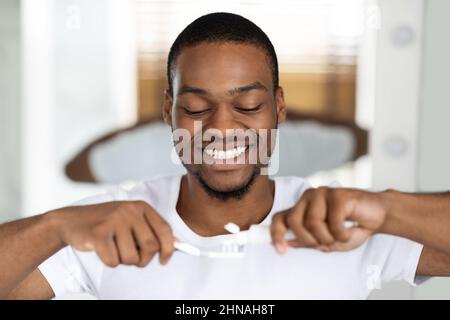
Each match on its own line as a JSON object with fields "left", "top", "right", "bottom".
{"left": 191, "top": 129, "right": 260, "bottom": 150}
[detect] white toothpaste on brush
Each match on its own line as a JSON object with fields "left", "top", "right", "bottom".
{"left": 224, "top": 223, "right": 293, "bottom": 245}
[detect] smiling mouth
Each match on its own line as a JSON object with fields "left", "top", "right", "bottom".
{"left": 203, "top": 145, "right": 250, "bottom": 160}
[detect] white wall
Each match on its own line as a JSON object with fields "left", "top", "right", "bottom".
{"left": 413, "top": 0, "right": 450, "bottom": 300}
{"left": 417, "top": 0, "right": 450, "bottom": 191}
{"left": 368, "top": 0, "right": 424, "bottom": 299}
{"left": 20, "top": 0, "right": 137, "bottom": 217}
{"left": 0, "top": 0, "right": 22, "bottom": 222}
{"left": 369, "top": 0, "right": 450, "bottom": 300}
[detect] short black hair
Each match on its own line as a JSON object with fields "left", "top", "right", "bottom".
{"left": 167, "top": 12, "right": 279, "bottom": 95}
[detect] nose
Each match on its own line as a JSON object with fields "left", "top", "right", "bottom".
{"left": 206, "top": 104, "right": 242, "bottom": 136}
{"left": 196, "top": 104, "right": 251, "bottom": 150}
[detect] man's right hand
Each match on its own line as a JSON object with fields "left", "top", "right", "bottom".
{"left": 50, "top": 201, "right": 175, "bottom": 268}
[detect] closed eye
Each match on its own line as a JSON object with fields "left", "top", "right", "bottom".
{"left": 236, "top": 103, "right": 263, "bottom": 113}
{"left": 182, "top": 107, "right": 211, "bottom": 116}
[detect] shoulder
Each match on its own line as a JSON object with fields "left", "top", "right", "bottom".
{"left": 272, "top": 176, "right": 312, "bottom": 195}
{"left": 129, "top": 174, "right": 182, "bottom": 200}
{"left": 271, "top": 176, "right": 312, "bottom": 209}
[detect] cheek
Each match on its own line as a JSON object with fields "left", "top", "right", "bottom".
{"left": 248, "top": 118, "right": 275, "bottom": 130}
{"left": 173, "top": 112, "right": 196, "bottom": 133}
{"left": 245, "top": 102, "right": 278, "bottom": 129}
{"left": 250, "top": 112, "right": 278, "bottom": 151}
{"left": 243, "top": 112, "right": 277, "bottom": 131}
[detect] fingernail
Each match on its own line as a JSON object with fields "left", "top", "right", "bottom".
{"left": 275, "top": 242, "right": 282, "bottom": 254}
{"left": 275, "top": 242, "right": 287, "bottom": 255}
{"left": 84, "top": 241, "right": 94, "bottom": 251}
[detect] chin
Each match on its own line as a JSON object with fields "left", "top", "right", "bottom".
{"left": 196, "top": 165, "right": 258, "bottom": 192}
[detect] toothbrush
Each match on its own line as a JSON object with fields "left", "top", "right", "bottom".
{"left": 228, "top": 220, "right": 357, "bottom": 245}
{"left": 174, "top": 220, "right": 357, "bottom": 258}
{"left": 173, "top": 240, "right": 246, "bottom": 258}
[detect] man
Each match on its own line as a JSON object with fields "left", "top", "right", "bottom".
{"left": 1, "top": 12, "right": 450, "bottom": 299}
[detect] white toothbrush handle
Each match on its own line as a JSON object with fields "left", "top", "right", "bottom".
{"left": 174, "top": 240, "right": 201, "bottom": 256}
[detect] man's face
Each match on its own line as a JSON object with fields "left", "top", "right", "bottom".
{"left": 164, "top": 42, "right": 286, "bottom": 196}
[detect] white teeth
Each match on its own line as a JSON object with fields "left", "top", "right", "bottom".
{"left": 205, "top": 146, "right": 246, "bottom": 160}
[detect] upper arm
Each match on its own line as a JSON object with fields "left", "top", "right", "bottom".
{"left": 65, "top": 150, "right": 97, "bottom": 183}
{"left": 416, "top": 246, "right": 450, "bottom": 276}
{"left": 64, "top": 117, "right": 163, "bottom": 183}
{"left": 4, "top": 269, "right": 54, "bottom": 300}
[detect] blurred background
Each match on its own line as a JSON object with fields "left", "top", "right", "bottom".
{"left": 0, "top": 0, "right": 449, "bottom": 299}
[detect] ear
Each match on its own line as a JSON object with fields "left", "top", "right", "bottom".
{"left": 162, "top": 89, "right": 173, "bottom": 127}
{"left": 275, "top": 86, "right": 287, "bottom": 124}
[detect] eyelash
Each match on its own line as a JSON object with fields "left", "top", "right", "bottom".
{"left": 183, "top": 107, "right": 211, "bottom": 116}
{"left": 182, "top": 103, "right": 262, "bottom": 116}
{"left": 236, "top": 104, "right": 263, "bottom": 113}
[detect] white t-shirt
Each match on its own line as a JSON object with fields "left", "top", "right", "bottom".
{"left": 38, "top": 175, "right": 424, "bottom": 299}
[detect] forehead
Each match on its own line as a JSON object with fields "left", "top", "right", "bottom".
{"left": 172, "top": 42, "right": 273, "bottom": 95}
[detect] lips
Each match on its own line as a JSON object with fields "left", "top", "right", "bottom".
{"left": 200, "top": 144, "right": 252, "bottom": 171}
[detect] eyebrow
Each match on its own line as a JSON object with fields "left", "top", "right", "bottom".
{"left": 177, "top": 81, "right": 268, "bottom": 97}
{"left": 227, "top": 82, "right": 268, "bottom": 96}
{"left": 177, "top": 85, "right": 209, "bottom": 96}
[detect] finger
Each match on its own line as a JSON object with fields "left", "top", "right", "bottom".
{"left": 285, "top": 201, "right": 319, "bottom": 248}
{"left": 327, "top": 197, "right": 352, "bottom": 242}
{"left": 327, "top": 228, "right": 370, "bottom": 252}
{"left": 115, "top": 226, "right": 140, "bottom": 265}
{"left": 270, "top": 211, "right": 289, "bottom": 254}
{"left": 144, "top": 210, "right": 174, "bottom": 265}
{"left": 316, "top": 244, "right": 332, "bottom": 253}
{"left": 304, "top": 197, "right": 335, "bottom": 245}
{"left": 94, "top": 233, "right": 120, "bottom": 268}
{"left": 132, "top": 218, "right": 159, "bottom": 267}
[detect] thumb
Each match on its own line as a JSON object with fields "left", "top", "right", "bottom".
{"left": 327, "top": 228, "right": 371, "bottom": 252}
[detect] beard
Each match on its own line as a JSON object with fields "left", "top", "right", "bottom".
{"left": 191, "top": 166, "right": 260, "bottom": 201}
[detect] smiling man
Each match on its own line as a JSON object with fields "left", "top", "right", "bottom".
{"left": 2, "top": 12, "right": 450, "bottom": 300}
{"left": 166, "top": 18, "right": 284, "bottom": 236}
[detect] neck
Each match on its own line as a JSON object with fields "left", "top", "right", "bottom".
{"left": 176, "top": 173, "right": 275, "bottom": 237}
